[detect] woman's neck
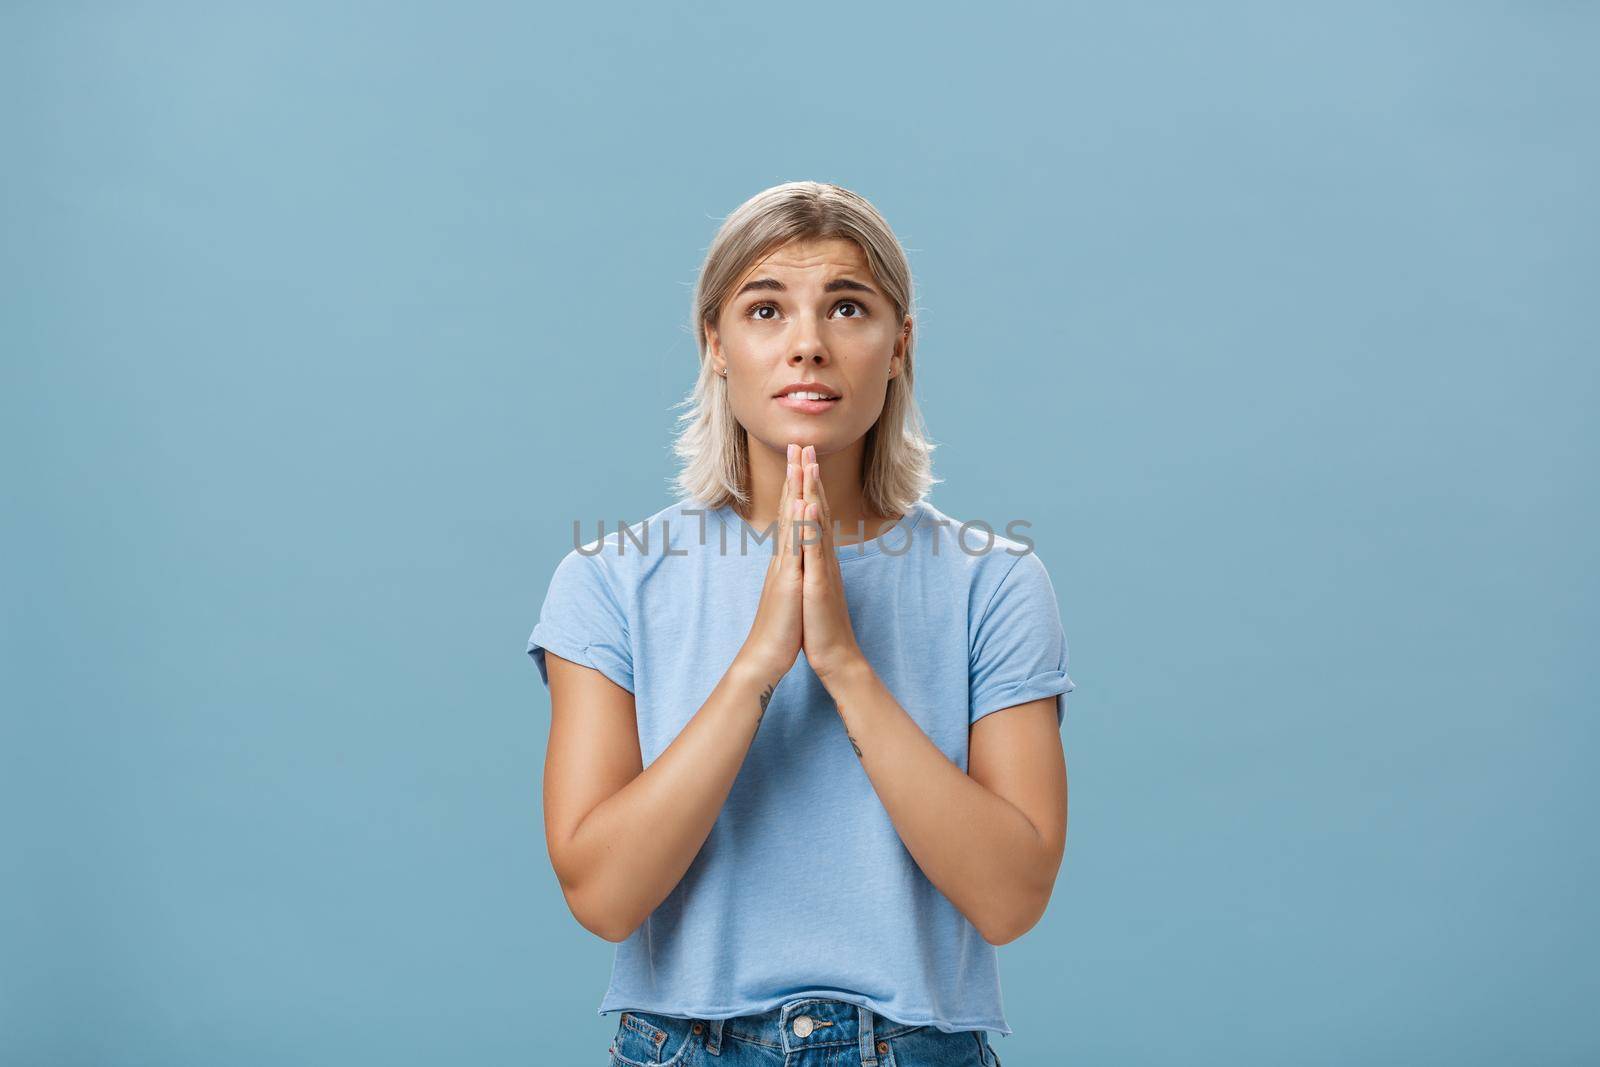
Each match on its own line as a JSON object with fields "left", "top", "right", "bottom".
{"left": 738, "top": 438, "right": 901, "bottom": 546}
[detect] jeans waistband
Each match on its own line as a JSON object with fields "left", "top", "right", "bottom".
{"left": 702, "top": 997, "right": 917, "bottom": 1064}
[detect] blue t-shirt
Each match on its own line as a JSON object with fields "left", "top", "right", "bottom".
{"left": 525, "top": 496, "right": 1076, "bottom": 1036}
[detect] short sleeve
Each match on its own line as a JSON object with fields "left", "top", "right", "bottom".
{"left": 525, "top": 549, "right": 635, "bottom": 694}
{"left": 969, "top": 550, "right": 1077, "bottom": 727}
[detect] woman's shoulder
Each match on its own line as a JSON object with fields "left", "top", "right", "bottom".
{"left": 908, "top": 500, "right": 1068, "bottom": 628}
{"left": 552, "top": 497, "right": 718, "bottom": 583}
{"left": 912, "top": 499, "right": 1048, "bottom": 574}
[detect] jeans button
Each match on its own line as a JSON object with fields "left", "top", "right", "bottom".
{"left": 792, "top": 1014, "right": 814, "bottom": 1037}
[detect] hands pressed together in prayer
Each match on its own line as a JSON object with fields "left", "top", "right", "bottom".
{"left": 736, "top": 443, "right": 869, "bottom": 701}
{"left": 722, "top": 444, "right": 1065, "bottom": 941}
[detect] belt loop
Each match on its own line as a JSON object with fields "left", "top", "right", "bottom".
{"left": 858, "top": 1004, "right": 878, "bottom": 1066}
{"left": 705, "top": 1017, "right": 724, "bottom": 1056}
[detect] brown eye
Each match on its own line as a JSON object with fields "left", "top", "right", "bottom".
{"left": 749, "top": 303, "right": 777, "bottom": 320}
{"left": 835, "top": 301, "right": 866, "bottom": 318}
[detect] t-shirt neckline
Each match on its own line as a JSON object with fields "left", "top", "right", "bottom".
{"left": 712, "top": 500, "right": 925, "bottom": 561}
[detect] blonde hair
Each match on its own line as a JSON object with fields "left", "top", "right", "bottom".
{"left": 670, "top": 181, "right": 940, "bottom": 518}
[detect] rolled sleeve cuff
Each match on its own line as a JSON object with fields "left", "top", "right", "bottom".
{"left": 970, "top": 670, "right": 1076, "bottom": 727}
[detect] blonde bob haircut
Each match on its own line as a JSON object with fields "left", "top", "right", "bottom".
{"left": 671, "top": 180, "right": 940, "bottom": 519}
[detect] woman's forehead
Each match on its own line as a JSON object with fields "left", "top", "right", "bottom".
{"left": 750, "top": 235, "right": 866, "bottom": 273}
{"left": 734, "top": 237, "right": 874, "bottom": 293}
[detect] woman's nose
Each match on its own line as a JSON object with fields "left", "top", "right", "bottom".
{"left": 786, "top": 315, "right": 830, "bottom": 365}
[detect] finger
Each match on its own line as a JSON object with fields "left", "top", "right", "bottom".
{"left": 800, "top": 463, "right": 821, "bottom": 573}
{"left": 804, "top": 500, "right": 829, "bottom": 586}
{"left": 804, "top": 461, "right": 846, "bottom": 585}
{"left": 800, "top": 456, "right": 816, "bottom": 550}
{"left": 800, "top": 460, "right": 830, "bottom": 562}
{"left": 775, "top": 446, "right": 791, "bottom": 558}
{"left": 800, "top": 447, "right": 828, "bottom": 526}
{"left": 788, "top": 496, "right": 806, "bottom": 573}
{"left": 776, "top": 444, "right": 799, "bottom": 564}
{"left": 807, "top": 462, "right": 832, "bottom": 548}
{"left": 786, "top": 452, "right": 804, "bottom": 567}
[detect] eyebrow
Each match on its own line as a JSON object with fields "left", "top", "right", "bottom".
{"left": 734, "top": 277, "right": 879, "bottom": 298}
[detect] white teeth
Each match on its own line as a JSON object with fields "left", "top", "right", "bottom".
{"left": 786, "top": 391, "right": 835, "bottom": 401}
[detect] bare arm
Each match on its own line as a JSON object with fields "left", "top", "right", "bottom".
{"left": 822, "top": 657, "right": 1068, "bottom": 945}
{"left": 542, "top": 446, "right": 808, "bottom": 941}
{"left": 542, "top": 651, "right": 776, "bottom": 942}
{"left": 788, "top": 451, "right": 1069, "bottom": 945}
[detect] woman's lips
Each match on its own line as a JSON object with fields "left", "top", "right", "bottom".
{"left": 775, "top": 395, "right": 841, "bottom": 415}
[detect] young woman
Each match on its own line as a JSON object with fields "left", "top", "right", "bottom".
{"left": 527, "top": 181, "right": 1075, "bottom": 1067}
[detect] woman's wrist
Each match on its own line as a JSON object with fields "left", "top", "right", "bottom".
{"left": 814, "top": 649, "right": 873, "bottom": 697}
{"left": 729, "top": 648, "right": 787, "bottom": 695}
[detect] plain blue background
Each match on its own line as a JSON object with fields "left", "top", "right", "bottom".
{"left": 3, "top": 3, "right": 1595, "bottom": 1064}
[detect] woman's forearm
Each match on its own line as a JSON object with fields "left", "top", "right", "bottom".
{"left": 820, "top": 657, "right": 1056, "bottom": 945}
{"left": 561, "top": 656, "right": 775, "bottom": 942}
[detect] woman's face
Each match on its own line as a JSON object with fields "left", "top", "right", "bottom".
{"left": 708, "top": 236, "right": 909, "bottom": 460}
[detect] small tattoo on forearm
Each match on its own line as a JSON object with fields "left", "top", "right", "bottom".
{"left": 757, "top": 683, "right": 775, "bottom": 726}
{"left": 846, "top": 732, "right": 862, "bottom": 759}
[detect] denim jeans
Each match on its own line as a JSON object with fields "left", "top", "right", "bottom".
{"left": 606, "top": 998, "right": 1003, "bottom": 1067}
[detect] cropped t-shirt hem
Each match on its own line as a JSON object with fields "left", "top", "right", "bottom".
{"left": 597, "top": 994, "right": 1013, "bottom": 1037}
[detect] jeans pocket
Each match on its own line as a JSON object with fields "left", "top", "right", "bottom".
{"left": 609, "top": 1010, "right": 698, "bottom": 1067}
{"left": 884, "top": 1024, "right": 990, "bottom": 1066}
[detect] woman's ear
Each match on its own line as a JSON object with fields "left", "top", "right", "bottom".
{"left": 706, "top": 323, "right": 724, "bottom": 375}
{"left": 889, "top": 319, "right": 911, "bottom": 379}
